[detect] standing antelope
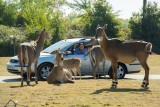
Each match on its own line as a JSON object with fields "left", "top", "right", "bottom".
{"left": 95, "top": 24, "right": 152, "bottom": 88}
{"left": 17, "top": 29, "right": 49, "bottom": 86}
{"left": 85, "top": 38, "right": 106, "bottom": 79}
{"left": 63, "top": 58, "right": 81, "bottom": 80}
{"left": 47, "top": 49, "right": 74, "bottom": 84}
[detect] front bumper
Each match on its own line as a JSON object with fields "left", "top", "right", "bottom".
{"left": 6, "top": 63, "right": 27, "bottom": 75}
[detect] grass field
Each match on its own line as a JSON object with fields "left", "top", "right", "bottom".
{"left": 0, "top": 57, "right": 16, "bottom": 76}
{"left": 0, "top": 55, "right": 160, "bottom": 107}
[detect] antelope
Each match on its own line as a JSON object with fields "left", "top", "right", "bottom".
{"left": 51, "top": 49, "right": 81, "bottom": 80}
{"left": 47, "top": 49, "right": 74, "bottom": 84}
{"left": 95, "top": 24, "right": 152, "bottom": 88}
{"left": 85, "top": 38, "right": 106, "bottom": 79}
{"left": 17, "top": 29, "right": 49, "bottom": 86}
{"left": 63, "top": 58, "right": 81, "bottom": 80}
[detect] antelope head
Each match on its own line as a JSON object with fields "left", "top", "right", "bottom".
{"left": 41, "top": 29, "right": 50, "bottom": 40}
{"left": 95, "top": 24, "right": 107, "bottom": 39}
{"left": 35, "top": 29, "right": 50, "bottom": 40}
{"left": 51, "top": 48, "right": 64, "bottom": 63}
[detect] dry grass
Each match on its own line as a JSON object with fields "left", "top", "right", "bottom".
{"left": 139, "top": 55, "right": 160, "bottom": 75}
{"left": 0, "top": 79, "right": 160, "bottom": 107}
{"left": 0, "top": 55, "right": 160, "bottom": 107}
{"left": 0, "top": 57, "right": 16, "bottom": 76}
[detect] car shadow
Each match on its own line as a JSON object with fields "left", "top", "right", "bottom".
{"left": 2, "top": 77, "right": 36, "bottom": 83}
{"left": 3, "top": 78, "right": 21, "bottom": 83}
{"left": 2, "top": 75, "right": 136, "bottom": 84}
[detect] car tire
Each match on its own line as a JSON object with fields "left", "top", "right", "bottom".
{"left": 37, "top": 63, "right": 53, "bottom": 81}
{"left": 108, "top": 63, "right": 127, "bottom": 79}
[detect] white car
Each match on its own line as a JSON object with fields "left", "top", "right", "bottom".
{"left": 6, "top": 38, "right": 142, "bottom": 80}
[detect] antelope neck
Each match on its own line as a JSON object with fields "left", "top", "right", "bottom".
{"left": 36, "top": 34, "right": 46, "bottom": 51}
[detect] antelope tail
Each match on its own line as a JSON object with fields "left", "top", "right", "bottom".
{"left": 20, "top": 45, "right": 29, "bottom": 65}
{"left": 25, "top": 46, "right": 29, "bottom": 63}
{"left": 89, "top": 51, "right": 96, "bottom": 67}
{"left": 19, "top": 46, "right": 23, "bottom": 65}
{"left": 145, "top": 43, "right": 152, "bottom": 54}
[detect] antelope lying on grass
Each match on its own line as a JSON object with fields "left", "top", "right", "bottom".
{"left": 47, "top": 49, "right": 74, "bottom": 84}
{"left": 95, "top": 24, "right": 152, "bottom": 88}
{"left": 85, "top": 38, "right": 106, "bottom": 79}
{"left": 63, "top": 58, "right": 81, "bottom": 80}
{"left": 51, "top": 49, "right": 81, "bottom": 80}
{"left": 17, "top": 29, "right": 49, "bottom": 86}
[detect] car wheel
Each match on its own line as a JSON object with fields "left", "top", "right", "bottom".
{"left": 108, "top": 63, "right": 127, "bottom": 79}
{"left": 37, "top": 63, "right": 53, "bottom": 81}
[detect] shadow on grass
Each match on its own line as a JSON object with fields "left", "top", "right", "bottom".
{"left": 91, "top": 87, "right": 151, "bottom": 94}
{"left": 50, "top": 80, "right": 75, "bottom": 86}
{"left": 3, "top": 78, "right": 21, "bottom": 83}
{"left": 8, "top": 78, "right": 38, "bottom": 88}
{"left": 10, "top": 84, "right": 37, "bottom": 88}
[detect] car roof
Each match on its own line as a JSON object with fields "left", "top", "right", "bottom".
{"left": 64, "top": 38, "right": 91, "bottom": 42}
{"left": 42, "top": 38, "right": 91, "bottom": 54}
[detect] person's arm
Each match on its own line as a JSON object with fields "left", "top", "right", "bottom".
{"left": 84, "top": 48, "right": 90, "bottom": 56}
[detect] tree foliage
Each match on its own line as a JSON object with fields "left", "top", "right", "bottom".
{"left": 0, "top": 0, "right": 17, "bottom": 26}
{"left": 67, "top": 0, "right": 121, "bottom": 38}
{"left": 0, "top": 25, "right": 26, "bottom": 56}
{"left": 0, "top": 0, "right": 160, "bottom": 56}
{"left": 129, "top": 2, "right": 160, "bottom": 54}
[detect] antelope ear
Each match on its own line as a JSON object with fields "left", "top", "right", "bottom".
{"left": 35, "top": 30, "right": 41, "bottom": 35}
{"left": 97, "top": 24, "right": 100, "bottom": 29}
{"left": 51, "top": 50, "right": 57, "bottom": 54}
{"left": 103, "top": 24, "right": 107, "bottom": 30}
{"left": 51, "top": 49, "right": 59, "bottom": 54}
{"left": 58, "top": 48, "right": 60, "bottom": 51}
{"left": 42, "top": 28, "right": 46, "bottom": 32}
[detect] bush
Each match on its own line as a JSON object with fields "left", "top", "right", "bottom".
{"left": 0, "top": 25, "right": 26, "bottom": 56}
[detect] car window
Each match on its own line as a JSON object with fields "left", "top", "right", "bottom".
{"left": 42, "top": 40, "right": 72, "bottom": 53}
{"left": 65, "top": 43, "right": 77, "bottom": 55}
{"left": 65, "top": 42, "right": 90, "bottom": 55}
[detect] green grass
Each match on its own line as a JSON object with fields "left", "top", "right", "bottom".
{"left": 0, "top": 55, "right": 160, "bottom": 107}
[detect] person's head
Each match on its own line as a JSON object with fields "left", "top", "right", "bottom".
{"left": 79, "top": 43, "right": 84, "bottom": 50}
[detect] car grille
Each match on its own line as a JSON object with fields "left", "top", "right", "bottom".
{"left": 10, "top": 59, "right": 19, "bottom": 63}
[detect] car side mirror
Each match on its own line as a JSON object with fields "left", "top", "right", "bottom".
{"left": 65, "top": 51, "right": 72, "bottom": 55}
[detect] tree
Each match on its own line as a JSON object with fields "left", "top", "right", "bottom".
{"left": 67, "top": 0, "right": 120, "bottom": 38}
{"left": 0, "top": 25, "right": 26, "bottom": 56}
{"left": 0, "top": 0, "right": 17, "bottom": 26}
{"left": 16, "top": 0, "right": 69, "bottom": 43}
{"left": 129, "top": 2, "right": 160, "bottom": 54}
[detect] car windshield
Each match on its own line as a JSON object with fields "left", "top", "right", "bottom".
{"left": 42, "top": 40, "right": 73, "bottom": 53}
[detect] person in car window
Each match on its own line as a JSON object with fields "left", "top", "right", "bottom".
{"left": 74, "top": 43, "right": 88, "bottom": 55}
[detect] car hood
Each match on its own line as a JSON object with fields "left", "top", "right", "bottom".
{"left": 40, "top": 52, "right": 53, "bottom": 57}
